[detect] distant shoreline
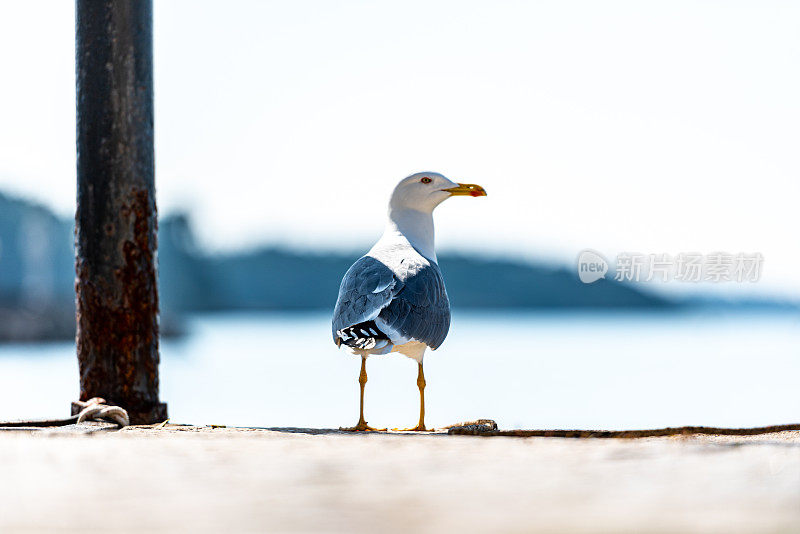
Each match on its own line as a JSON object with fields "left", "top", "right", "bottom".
{"left": 1, "top": 193, "right": 796, "bottom": 342}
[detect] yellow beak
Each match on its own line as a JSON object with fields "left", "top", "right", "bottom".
{"left": 443, "top": 183, "right": 487, "bottom": 197}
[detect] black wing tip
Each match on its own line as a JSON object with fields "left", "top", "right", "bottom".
{"left": 336, "top": 320, "right": 390, "bottom": 350}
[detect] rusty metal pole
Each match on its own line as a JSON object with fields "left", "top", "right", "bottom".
{"left": 75, "top": 0, "right": 167, "bottom": 424}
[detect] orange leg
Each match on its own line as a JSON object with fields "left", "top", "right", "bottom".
{"left": 394, "top": 362, "right": 430, "bottom": 431}
{"left": 340, "top": 357, "right": 384, "bottom": 432}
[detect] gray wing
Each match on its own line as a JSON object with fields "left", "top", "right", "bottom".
{"left": 332, "top": 256, "right": 397, "bottom": 342}
{"left": 378, "top": 261, "right": 450, "bottom": 349}
{"left": 332, "top": 255, "right": 451, "bottom": 350}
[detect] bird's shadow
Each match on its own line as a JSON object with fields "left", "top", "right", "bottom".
{"left": 258, "top": 426, "right": 457, "bottom": 437}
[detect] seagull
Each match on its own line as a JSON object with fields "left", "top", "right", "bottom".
{"left": 332, "top": 172, "right": 487, "bottom": 431}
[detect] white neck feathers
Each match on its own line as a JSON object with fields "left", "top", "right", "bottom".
{"left": 382, "top": 207, "right": 437, "bottom": 262}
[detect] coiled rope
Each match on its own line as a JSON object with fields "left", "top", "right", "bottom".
{"left": 73, "top": 397, "right": 129, "bottom": 427}
{"left": 0, "top": 397, "right": 129, "bottom": 428}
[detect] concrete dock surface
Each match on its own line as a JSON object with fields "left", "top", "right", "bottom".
{"left": 0, "top": 424, "right": 798, "bottom": 533}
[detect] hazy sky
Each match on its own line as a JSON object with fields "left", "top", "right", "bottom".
{"left": 0, "top": 1, "right": 798, "bottom": 295}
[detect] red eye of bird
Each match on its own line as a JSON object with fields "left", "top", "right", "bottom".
{"left": 420, "top": 177, "right": 432, "bottom": 184}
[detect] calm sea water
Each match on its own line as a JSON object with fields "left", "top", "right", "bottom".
{"left": 1, "top": 310, "right": 798, "bottom": 430}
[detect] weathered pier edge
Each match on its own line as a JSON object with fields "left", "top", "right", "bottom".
{"left": 75, "top": 0, "right": 166, "bottom": 424}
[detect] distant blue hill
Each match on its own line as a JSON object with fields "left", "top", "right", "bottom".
{"left": 157, "top": 215, "right": 670, "bottom": 312}
{"left": 2, "top": 191, "right": 793, "bottom": 340}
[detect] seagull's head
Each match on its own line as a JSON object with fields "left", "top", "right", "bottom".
{"left": 389, "top": 172, "right": 487, "bottom": 213}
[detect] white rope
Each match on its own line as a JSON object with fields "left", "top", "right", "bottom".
{"left": 74, "top": 397, "right": 129, "bottom": 427}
